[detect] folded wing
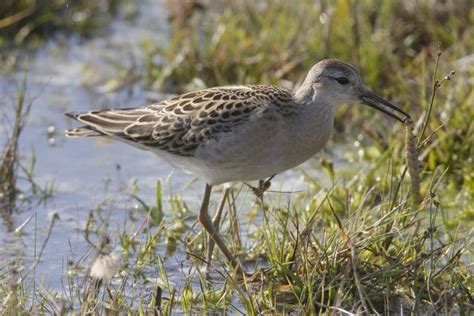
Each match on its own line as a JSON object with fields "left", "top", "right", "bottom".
{"left": 65, "top": 85, "right": 297, "bottom": 157}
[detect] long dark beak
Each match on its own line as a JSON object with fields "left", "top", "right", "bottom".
{"left": 360, "top": 90, "right": 411, "bottom": 123}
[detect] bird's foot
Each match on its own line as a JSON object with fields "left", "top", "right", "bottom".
{"left": 249, "top": 175, "right": 275, "bottom": 199}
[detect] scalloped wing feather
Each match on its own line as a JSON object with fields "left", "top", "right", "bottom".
{"left": 65, "top": 85, "right": 297, "bottom": 157}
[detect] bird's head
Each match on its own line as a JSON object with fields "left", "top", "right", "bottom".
{"left": 296, "top": 59, "right": 410, "bottom": 123}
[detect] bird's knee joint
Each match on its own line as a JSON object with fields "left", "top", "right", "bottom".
{"left": 198, "top": 211, "right": 211, "bottom": 226}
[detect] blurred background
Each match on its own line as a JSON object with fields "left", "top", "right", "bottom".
{"left": 0, "top": 0, "right": 472, "bottom": 313}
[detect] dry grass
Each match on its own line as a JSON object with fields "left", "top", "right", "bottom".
{"left": 1, "top": 0, "right": 473, "bottom": 314}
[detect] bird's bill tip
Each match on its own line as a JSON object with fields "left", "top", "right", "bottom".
{"left": 360, "top": 90, "right": 411, "bottom": 123}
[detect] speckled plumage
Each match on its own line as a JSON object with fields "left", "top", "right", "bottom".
{"left": 66, "top": 59, "right": 410, "bottom": 270}
{"left": 66, "top": 85, "right": 297, "bottom": 157}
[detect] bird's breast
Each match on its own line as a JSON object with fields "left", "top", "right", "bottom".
{"left": 191, "top": 110, "right": 334, "bottom": 184}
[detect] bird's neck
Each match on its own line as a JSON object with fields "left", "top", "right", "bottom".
{"left": 300, "top": 100, "right": 336, "bottom": 129}
{"left": 289, "top": 96, "right": 336, "bottom": 155}
{"left": 294, "top": 81, "right": 313, "bottom": 104}
{"left": 294, "top": 84, "right": 337, "bottom": 123}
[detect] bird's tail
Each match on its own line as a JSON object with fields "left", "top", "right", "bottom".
{"left": 65, "top": 126, "right": 103, "bottom": 137}
{"left": 65, "top": 112, "right": 104, "bottom": 137}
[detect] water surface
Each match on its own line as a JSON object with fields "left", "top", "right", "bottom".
{"left": 0, "top": 0, "right": 324, "bottom": 298}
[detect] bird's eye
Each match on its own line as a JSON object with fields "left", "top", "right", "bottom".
{"left": 335, "top": 77, "right": 350, "bottom": 85}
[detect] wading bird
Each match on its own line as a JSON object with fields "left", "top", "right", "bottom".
{"left": 66, "top": 59, "right": 410, "bottom": 273}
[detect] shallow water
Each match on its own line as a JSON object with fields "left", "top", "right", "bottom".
{"left": 0, "top": 0, "right": 327, "bottom": 303}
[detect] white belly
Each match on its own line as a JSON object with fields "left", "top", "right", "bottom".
{"left": 170, "top": 114, "right": 333, "bottom": 185}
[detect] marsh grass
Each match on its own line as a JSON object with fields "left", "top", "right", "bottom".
{"left": 100, "top": 1, "right": 473, "bottom": 222}
{"left": 1, "top": 0, "right": 473, "bottom": 314}
{"left": 0, "top": 0, "right": 135, "bottom": 72}
{"left": 0, "top": 78, "right": 55, "bottom": 230}
{"left": 0, "top": 0, "right": 132, "bottom": 44}
{"left": 0, "top": 77, "right": 30, "bottom": 221}
{"left": 11, "top": 157, "right": 468, "bottom": 314}
{"left": 135, "top": 0, "right": 473, "bottom": 188}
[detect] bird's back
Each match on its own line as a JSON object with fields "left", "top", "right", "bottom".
{"left": 66, "top": 85, "right": 298, "bottom": 157}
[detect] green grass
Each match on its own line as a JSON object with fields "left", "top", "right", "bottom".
{"left": 0, "top": 0, "right": 136, "bottom": 72}
{"left": 0, "top": 76, "right": 30, "bottom": 225}
{"left": 137, "top": 0, "right": 473, "bottom": 185}
{"left": 1, "top": 0, "right": 473, "bottom": 314}
{"left": 138, "top": 0, "right": 473, "bottom": 228}
{"left": 0, "top": 76, "right": 55, "bottom": 230}
{"left": 0, "top": 0, "right": 132, "bottom": 44}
